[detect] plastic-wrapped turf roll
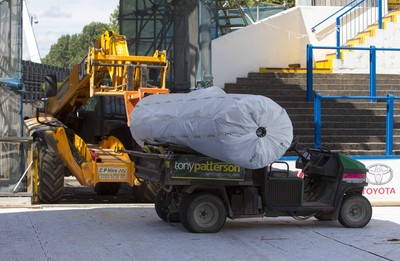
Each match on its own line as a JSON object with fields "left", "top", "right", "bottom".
{"left": 130, "top": 86, "right": 293, "bottom": 169}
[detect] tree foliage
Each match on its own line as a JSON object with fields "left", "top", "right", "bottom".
{"left": 247, "top": 0, "right": 295, "bottom": 8}
{"left": 42, "top": 5, "right": 120, "bottom": 68}
{"left": 109, "top": 5, "right": 120, "bottom": 34}
{"left": 42, "top": 22, "right": 109, "bottom": 68}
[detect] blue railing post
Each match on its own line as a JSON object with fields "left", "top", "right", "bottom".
{"left": 314, "top": 93, "right": 322, "bottom": 148}
{"left": 310, "top": 0, "right": 359, "bottom": 33}
{"left": 370, "top": 45, "right": 377, "bottom": 102}
{"left": 336, "top": 17, "right": 341, "bottom": 59}
{"left": 386, "top": 94, "right": 394, "bottom": 155}
{"left": 306, "top": 44, "right": 313, "bottom": 102}
{"left": 378, "top": 0, "right": 383, "bottom": 29}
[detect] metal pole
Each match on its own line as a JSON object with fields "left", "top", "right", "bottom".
{"left": 378, "top": 0, "right": 383, "bottom": 29}
{"left": 369, "top": 45, "right": 376, "bottom": 102}
{"left": 306, "top": 44, "right": 313, "bottom": 102}
{"left": 336, "top": 17, "right": 341, "bottom": 59}
{"left": 314, "top": 93, "right": 322, "bottom": 148}
{"left": 386, "top": 94, "right": 394, "bottom": 155}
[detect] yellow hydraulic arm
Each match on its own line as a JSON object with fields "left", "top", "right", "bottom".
{"left": 45, "top": 30, "right": 169, "bottom": 125}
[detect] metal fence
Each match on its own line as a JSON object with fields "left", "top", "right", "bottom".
{"left": 22, "top": 60, "right": 70, "bottom": 102}
{"left": 311, "top": 0, "right": 385, "bottom": 53}
{"left": 0, "top": 137, "right": 34, "bottom": 196}
{"left": 314, "top": 94, "right": 397, "bottom": 155}
{"left": 306, "top": 44, "right": 400, "bottom": 101}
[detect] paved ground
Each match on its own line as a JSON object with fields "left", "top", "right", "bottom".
{"left": 1, "top": 204, "right": 399, "bottom": 261}
{"left": 1, "top": 178, "right": 399, "bottom": 261}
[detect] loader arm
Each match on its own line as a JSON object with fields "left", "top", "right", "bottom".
{"left": 46, "top": 31, "right": 170, "bottom": 126}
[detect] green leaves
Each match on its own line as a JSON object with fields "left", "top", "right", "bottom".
{"left": 42, "top": 22, "right": 109, "bottom": 68}
{"left": 42, "top": 6, "right": 119, "bottom": 68}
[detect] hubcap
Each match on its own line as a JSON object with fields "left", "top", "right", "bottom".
{"left": 194, "top": 202, "right": 218, "bottom": 227}
{"left": 348, "top": 203, "right": 365, "bottom": 221}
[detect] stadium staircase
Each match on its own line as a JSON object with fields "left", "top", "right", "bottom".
{"left": 224, "top": 4, "right": 400, "bottom": 156}
{"left": 224, "top": 72, "right": 400, "bottom": 155}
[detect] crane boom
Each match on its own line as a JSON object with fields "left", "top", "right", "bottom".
{"left": 46, "top": 31, "right": 169, "bottom": 126}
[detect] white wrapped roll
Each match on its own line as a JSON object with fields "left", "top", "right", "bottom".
{"left": 130, "top": 86, "right": 293, "bottom": 169}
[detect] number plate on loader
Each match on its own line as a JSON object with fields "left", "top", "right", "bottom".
{"left": 98, "top": 166, "right": 128, "bottom": 180}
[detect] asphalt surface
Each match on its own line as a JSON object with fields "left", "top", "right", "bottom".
{"left": 1, "top": 178, "right": 400, "bottom": 261}
{"left": 1, "top": 205, "right": 400, "bottom": 261}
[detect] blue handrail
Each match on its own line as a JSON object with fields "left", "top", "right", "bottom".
{"left": 306, "top": 44, "right": 400, "bottom": 102}
{"left": 335, "top": 0, "right": 366, "bottom": 58}
{"left": 314, "top": 93, "right": 396, "bottom": 155}
{"left": 311, "top": 0, "right": 360, "bottom": 32}
{"left": 311, "top": 0, "right": 385, "bottom": 58}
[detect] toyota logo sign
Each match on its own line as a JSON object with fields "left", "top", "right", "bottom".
{"left": 366, "top": 163, "right": 393, "bottom": 185}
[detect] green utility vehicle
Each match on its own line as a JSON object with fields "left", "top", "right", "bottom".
{"left": 125, "top": 140, "right": 372, "bottom": 233}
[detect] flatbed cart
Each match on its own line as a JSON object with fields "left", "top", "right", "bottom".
{"left": 122, "top": 141, "right": 372, "bottom": 233}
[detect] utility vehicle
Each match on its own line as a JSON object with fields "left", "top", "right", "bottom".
{"left": 125, "top": 139, "right": 372, "bottom": 233}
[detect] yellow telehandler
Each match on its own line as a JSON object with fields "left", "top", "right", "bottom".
{"left": 24, "top": 31, "right": 170, "bottom": 203}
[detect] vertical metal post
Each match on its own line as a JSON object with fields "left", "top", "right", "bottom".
{"left": 386, "top": 94, "right": 394, "bottom": 155}
{"left": 336, "top": 17, "right": 341, "bottom": 59}
{"left": 306, "top": 44, "right": 313, "bottom": 102}
{"left": 370, "top": 45, "right": 376, "bottom": 102}
{"left": 378, "top": 0, "right": 383, "bottom": 29}
{"left": 32, "top": 143, "right": 39, "bottom": 203}
{"left": 314, "top": 93, "right": 322, "bottom": 148}
{"left": 197, "top": 0, "right": 214, "bottom": 87}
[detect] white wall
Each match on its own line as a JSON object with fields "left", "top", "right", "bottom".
{"left": 212, "top": 7, "right": 342, "bottom": 87}
{"left": 333, "top": 16, "right": 400, "bottom": 74}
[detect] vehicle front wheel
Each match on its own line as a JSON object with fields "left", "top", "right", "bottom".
{"left": 338, "top": 195, "right": 372, "bottom": 228}
{"left": 38, "top": 142, "right": 65, "bottom": 203}
{"left": 180, "top": 192, "right": 226, "bottom": 233}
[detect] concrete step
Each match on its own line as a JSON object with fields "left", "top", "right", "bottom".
{"left": 226, "top": 88, "right": 400, "bottom": 97}
{"left": 292, "top": 135, "right": 398, "bottom": 143}
{"left": 249, "top": 94, "right": 400, "bottom": 102}
{"left": 289, "top": 114, "right": 400, "bottom": 122}
{"left": 293, "top": 128, "right": 392, "bottom": 135}
{"left": 292, "top": 121, "right": 399, "bottom": 128}
{"left": 233, "top": 78, "right": 400, "bottom": 86}
{"left": 273, "top": 101, "right": 392, "bottom": 109}
{"left": 286, "top": 107, "right": 400, "bottom": 116}
{"left": 246, "top": 72, "right": 400, "bottom": 80}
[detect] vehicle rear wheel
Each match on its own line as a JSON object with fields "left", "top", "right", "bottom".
{"left": 94, "top": 182, "right": 120, "bottom": 196}
{"left": 155, "top": 190, "right": 180, "bottom": 222}
{"left": 38, "top": 142, "right": 65, "bottom": 203}
{"left": 180, "top": 192, "right": 226, "bottom": 233}
{"left": 338, "top": 195, "right": 372, "bottom": 228}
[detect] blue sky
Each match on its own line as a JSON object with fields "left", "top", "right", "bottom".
{"left": 25, "top": 0, "right": 119, "bottom": 58}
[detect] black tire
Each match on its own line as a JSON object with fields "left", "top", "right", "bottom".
{"left": 180, "top": 193, "right": 226, "bottom": 233}
{"left": 338, "top": 195, "right": 372, "bottom": 228}
{"left": 155, "top": 190, "right": 180, "bottom": 223}
{"left": 38, "top": 143, "right": 65, "bottom": 203}
{"left": 94, "top": 182, "right": 121, "bottom": 196}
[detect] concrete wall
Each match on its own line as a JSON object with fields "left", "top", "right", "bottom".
{"left": 212, "top": 7, "right": 342, "bottom": 87}
{"left": 333, "top": 16, "right": 400, "bottom": 74}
